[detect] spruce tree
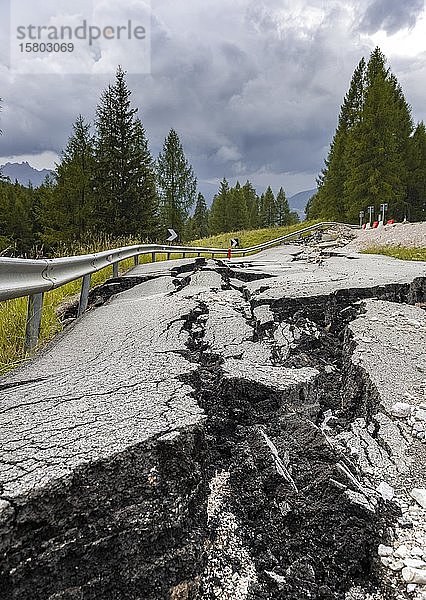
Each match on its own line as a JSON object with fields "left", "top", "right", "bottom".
{"left": 40, "top": 116, "right": 95, "bottom": 245}
{"left": 227, "top": 181, "right": 248, "bottom": 231}
{"left": 0, "top": 181, "right": 35, "bottom": 254}
{"left": 157, "top": 129, "right": 197, "bottom": 237}
{"left": 275, "top": 187, "right": 291, "bottom": 225}
{"left": 94, "top": 66, "right": 159, "bottom": 238}
{"left": 407, "top": 122, "right": 426, "bottom": 221}
{"left": 209, "top": 178, "right": 229, "bottom": 234}
{"left": 133, "top": 118, "right": 159, "bottom": 240}
{"left": 344, "top": 50, "right": 412, "bottom": 221}
{"left": 307, "top": 58, "right": 365, "bottom": 220}
{"left": 310, "top": 48, "right": 415, "bottom": 223}
{"left": 260, "top": 186, "right": 276, "bottom": 227}
{"left": 192, "top": 192, "right": 209, "bottom": 238}
{"left": 242, "top": 181, "right": 259, "bottom": 228}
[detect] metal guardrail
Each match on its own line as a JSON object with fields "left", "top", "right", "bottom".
{"left": 0, "top": 221, "right": 356, "bottom": 351}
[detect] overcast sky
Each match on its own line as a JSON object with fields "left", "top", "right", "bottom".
{"left": 1, "top": 0, "right": 426, "bottom": 200}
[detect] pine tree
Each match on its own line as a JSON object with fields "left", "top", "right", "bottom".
{"left": 310, "top": 48, "right": 415, "bottom": 223}
{"left": 192, "top": 192, "right": 209, "bottom": 238}
{"left": 260, "top": 186, "right": 276, "bottom": 227}
{"left": 157, "top": 129, "right": 197, "bottom": 238}
{"left": 94, "top": 66, "right": 159, "bottom": 237}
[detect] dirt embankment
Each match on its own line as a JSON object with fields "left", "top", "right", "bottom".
{"left": 345, "top": 222, "right": 426, "bottom": 252}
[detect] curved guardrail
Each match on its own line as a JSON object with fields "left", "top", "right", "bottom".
{"left": 0, "top": 221, "right": 357, "bottom": 351}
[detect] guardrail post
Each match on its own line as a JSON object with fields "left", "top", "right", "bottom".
{"left": 182, "top": 253, "right": 186, "bottom": 259}
{"left": 151, "top": 253, "right": 156, "bottom": 263}
{"left": 78, "top": 274, "right": 91, "bottom": 317}
{"left": 197, "top": 252, "right": 201, "bottom": 257}
{"left": 113, "top": 262, "right": 119, "bottom": 278}
{"left": 25, "top": 293, "right": 44, "bottom": 353}
{"left": 134, "top": 255, "right": 139, "bottom": 266}
{"left": 211, "top": 253, "right": 214, "bottom": 259}
{"left": 167, "top": 252, "right": 171, "bottom": 260}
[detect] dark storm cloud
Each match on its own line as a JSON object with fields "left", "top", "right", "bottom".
{"left": 1, "top": 0, "right": 426, "bottom": 197}
{"left": 358, "top": 0, "right": 425, "bottom": 35}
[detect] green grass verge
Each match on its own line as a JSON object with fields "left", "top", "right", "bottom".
{"left": 362, "top": 246, "right": 426, "bottom": 261}
{"left": 190, "top": 220, "right": 320, "bottom": 251}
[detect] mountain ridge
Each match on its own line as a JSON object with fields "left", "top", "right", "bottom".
{"left": 0, "top": 162, "right": 53, "bottom": 187}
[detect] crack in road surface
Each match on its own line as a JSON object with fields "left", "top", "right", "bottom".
{"left": 0, "top": 243, "right": 425, "bottom": 600}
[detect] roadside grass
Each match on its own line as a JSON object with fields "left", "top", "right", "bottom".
{"left": 190, "top": 220, "right": 320, "bottom": 252}
{"left": 0, "top": 221, "right": 318, "bottom": 375}
{"left": 362, "top": 246, "right": 426, "bottom": 261}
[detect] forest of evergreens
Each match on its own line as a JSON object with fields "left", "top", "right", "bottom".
{"left": 1, "top": 47, "right": 425, "bottom": 257}
{"left": 307, "top": 48, "right": 426, "bottom": 223}
{"left": 0, "top": 67, "right": 296, "bottom": 256}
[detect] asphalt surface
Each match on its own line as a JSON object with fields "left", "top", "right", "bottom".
{"left": 0, "top": 247, "right": 425, "bottom": 501}
{"left": 1, "top": 243, "right": 426, "bottom": 600}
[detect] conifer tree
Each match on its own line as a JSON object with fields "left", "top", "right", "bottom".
{"left": 227, "top": 181, "right": 248, "bottom": 231}
{"left": 344, "top": 49, "right": 412, "bottom": 221}
{"left": 407, "top": 122, "right": 426, "bottom": 221}
{"left": 0, "top": 181, "right": 36, "bottom": 253}
{"left": 157, "top": 129, "right": 197, "bottom": 237}
{"left": 40, "top": 116, "right": 95, "bottom": 245}
{"left": 209, "top": 178, "right": 229, "bottom": 234}
{"left": 94, "top": 66, "right": 159, "bottom": 238}
{"left": 242, "top": 181, "right": 259, "bottom": 228}
{"left": 192, "top": 192, "right": 209, "bottom": 238}
{"left": 307, "top": 58, "right": 365, "bottom": 220}
{"left": 309, "top": 48, "right": 415, "bottom": 223}
{"left": 133, "top": 118, "right": 160, "bottom": 240}
{"left": 275, "top": 187, "right": 291, "bottom": 226}
{"left": 260, "top": 186, "right": 276, "bottom": 227}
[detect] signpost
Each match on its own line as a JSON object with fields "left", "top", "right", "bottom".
{"left": 368, "top": 206, "right": 374, "bottom": 227}
{"left": 166, "top": 229, "right": 178, "bottom": 243}
{"left": 359, "top": 211, "right": 365, "bottom": 228}
{"left": 380, "top": 203, "right": 388, "bottom": 224}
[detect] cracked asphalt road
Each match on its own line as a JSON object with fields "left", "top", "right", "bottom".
{"left": 1, "top": 244, "right": 426, "bottom": 600}
{"left": 0, "top": 286, "right": 204, "bottom": 498}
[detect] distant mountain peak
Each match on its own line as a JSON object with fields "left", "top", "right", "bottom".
{"left": 289, "top": 188, "right": 317, "bottom": 218}
{"left": 0, "top": 162, "right": 53, "bottom": 188}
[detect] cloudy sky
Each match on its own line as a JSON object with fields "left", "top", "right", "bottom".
{"left": 1, "top": 0, "right": 426, "bottom": 200}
